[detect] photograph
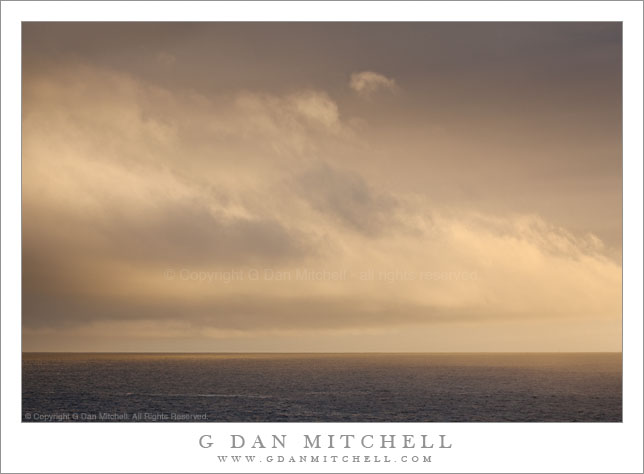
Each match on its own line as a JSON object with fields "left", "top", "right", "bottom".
{"left": 21, "top": 22, "right": 622, "bottom": 423}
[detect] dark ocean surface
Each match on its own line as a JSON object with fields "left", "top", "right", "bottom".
{"left": 22, "top": 353, "right": 621, "bottom": 422}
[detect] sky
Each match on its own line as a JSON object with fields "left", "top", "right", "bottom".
{"left": 22, "top": 22, "right": 622, "bottom": 352}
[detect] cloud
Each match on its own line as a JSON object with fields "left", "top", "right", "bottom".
{"left": 292, "top": 162, "right": 399, "bottom": 235}
{"left": 233, "top": 89, "right": 349, "bottom": 155}
{"left": 288, "top": 90, "right": 340, "bottom": 130}
{"left": 156, "top": 51, "right": 176, "bottom": 66}
{"left": 349, "top": 71, "right": 398, "bottom": 97}
{"left": 23, "top": 193, "right": 621, "bottom": 337}
{"left": 21, "top": 62, "right": 621, "bottom": 351}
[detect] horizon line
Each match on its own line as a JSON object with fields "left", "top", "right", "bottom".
{"left": 21, "top": 351, "right": 623, "bottom": 354}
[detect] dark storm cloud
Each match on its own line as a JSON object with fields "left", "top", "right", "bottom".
{"left": 104, "top": 202, "right": 310, "bottom": 265}
{"left": 22, "top": 200, "right": 311, "bottom": 305}
{"left": 22, "top": 289, "right": 478, "bottom": 331}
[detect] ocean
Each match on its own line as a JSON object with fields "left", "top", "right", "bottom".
{"left": 22, "top": 352, "right": 621, "bottom": 422}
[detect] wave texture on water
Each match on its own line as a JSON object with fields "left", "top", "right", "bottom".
{"left": 22, "top": 353, "right": 622, "bottom": 422}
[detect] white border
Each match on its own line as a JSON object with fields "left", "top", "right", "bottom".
{"left": 2, "top": 2, "right": 642, "bottom": 473}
